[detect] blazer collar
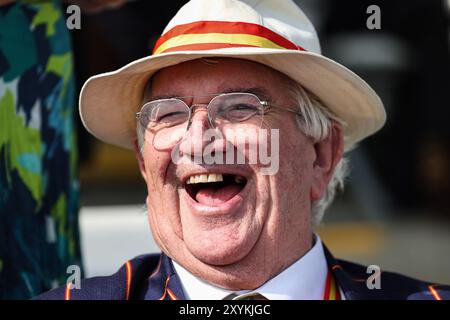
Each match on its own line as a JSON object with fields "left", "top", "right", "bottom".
{"left": 142, "top": 246, "right": 373, "bottom": 300}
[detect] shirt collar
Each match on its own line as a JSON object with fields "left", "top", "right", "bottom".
{"left": 172, "top": 234, "right": 329, "bottom": 300}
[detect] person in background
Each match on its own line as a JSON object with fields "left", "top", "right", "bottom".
{"left": 0, "top": 0, "right": 125, "bottom": 299}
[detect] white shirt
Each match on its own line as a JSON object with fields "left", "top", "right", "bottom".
{"left": 173, "top": 234, "right": 340, "bottom": 300}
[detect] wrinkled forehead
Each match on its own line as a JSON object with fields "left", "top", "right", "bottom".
{"left": 142, "top": 58, "right": 296, "bottom": 102}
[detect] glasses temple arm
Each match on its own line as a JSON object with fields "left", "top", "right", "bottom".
{"left": 261, "top": 101, "right": 303, "bottom": 117}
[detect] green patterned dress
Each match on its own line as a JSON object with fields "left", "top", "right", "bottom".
{"left": 0, "top": 1, "right": 82, "bottom": 299}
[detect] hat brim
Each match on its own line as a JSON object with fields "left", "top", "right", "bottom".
{"left": 79, "top": 47, "right": 386, "bottom": 151}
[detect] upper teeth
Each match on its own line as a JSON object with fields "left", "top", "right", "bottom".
{"left": 186, "top": 173, "right": 223, "bottom": 184}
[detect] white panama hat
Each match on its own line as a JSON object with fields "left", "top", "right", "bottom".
{"left": 79, "top": 0, "right": 386, "bottom": 151}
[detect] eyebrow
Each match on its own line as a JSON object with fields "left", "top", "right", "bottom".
{"left": 148, "top": 86, "right": 273, "bottom": 102}
{"left": 221, "top": 87, "right": 272, "bottom": 101}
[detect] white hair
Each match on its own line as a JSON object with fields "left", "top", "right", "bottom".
{"left": 136, "top": 71, "right": 349, "bottom": 226}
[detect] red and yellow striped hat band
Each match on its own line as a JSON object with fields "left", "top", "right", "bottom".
{"left": 152, "top": 20, "right": 305, "bottom": 55}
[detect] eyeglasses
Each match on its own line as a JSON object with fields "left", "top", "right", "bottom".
{"left": 136, "top": 92, "right": 302, "bottom": 150}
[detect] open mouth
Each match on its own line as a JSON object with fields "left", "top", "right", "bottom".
{"left": 184, "top": 173, "right": 247, "bottom": 206}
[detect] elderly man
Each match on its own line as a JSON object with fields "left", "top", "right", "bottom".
{"left": 37, "top": 0, "right": 449, "bottom": 300}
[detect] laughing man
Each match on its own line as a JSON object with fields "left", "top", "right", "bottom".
{"left": 37, "top": 0, "right": 449, "bottom": 300}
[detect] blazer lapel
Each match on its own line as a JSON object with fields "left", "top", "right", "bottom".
{"left": 142, "top": 253, "right": 187, "bottom": 300}
{"left": 323, "top": 245, "right": 371, "bottom": 300}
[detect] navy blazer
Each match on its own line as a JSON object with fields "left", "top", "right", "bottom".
{"left": 35, "top": 246, "right": 450, "bottom": 300}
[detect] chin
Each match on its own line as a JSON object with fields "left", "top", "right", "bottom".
{"left": 183, "top": 225, "right": 259, "bottom": 266}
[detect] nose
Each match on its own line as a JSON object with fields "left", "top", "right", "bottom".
{"left": 178, "top": 107, "right": 209, "bottom": 156}
{"left": 178, "top": 106, "right": 227, "bottom": 160}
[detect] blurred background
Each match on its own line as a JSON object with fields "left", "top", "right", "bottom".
{"left": 70, "top": 0, "right": 450, "bottom": 283}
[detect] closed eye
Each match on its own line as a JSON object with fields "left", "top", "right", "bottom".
{"left": 157, "top": 111, "right": 187, "bottom": 122}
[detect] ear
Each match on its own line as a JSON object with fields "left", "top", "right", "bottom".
{"left": 133, "top": 138, "right": 148, "bottom": 182}
{"left": 310, "top": 122, "right": 344, "bottom": 201}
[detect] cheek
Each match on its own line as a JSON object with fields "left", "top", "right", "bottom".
{"left": 256, "top": 115, "right": 316, "bottom": 217}
{"left": 261, "top": 132, "right": 314, "bottom": 244}
{"left": 277, "top": 127, "right": 316, "bottom": 198}
{"left": 142, "top": 147, "right": 169, "bottom": 190}
{"left": 143, "top": 149, "right": 185, "bottom": 247}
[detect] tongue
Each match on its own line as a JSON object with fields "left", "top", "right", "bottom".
{"left": 195, "top": 184, "right": 243, "bottom": 206}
